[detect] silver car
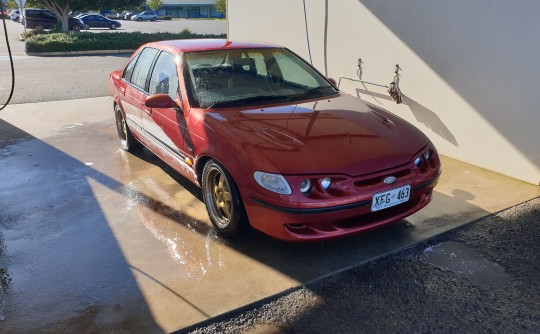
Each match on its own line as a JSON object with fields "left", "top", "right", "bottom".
{"left": 130, "top": 11, "right": 158, "bottom": 21}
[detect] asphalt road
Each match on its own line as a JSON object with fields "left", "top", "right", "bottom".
{"left": 0, "top": 18, "right": 226, "bottom": 105}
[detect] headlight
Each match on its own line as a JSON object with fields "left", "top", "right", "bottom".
{"left": 414, "top": 156, "right": 422, "bottom": 166}
{"left": 254, "top": 171, "right": 292, "bottom": 195}
{"left": 424, "top": 150, "right": 432, "bottom": 160}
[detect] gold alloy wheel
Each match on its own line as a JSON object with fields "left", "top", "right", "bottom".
{"left": 210, "top": 170, "right": 233, "bottom": 226}
{"left": 202, "top": 160, "right": 248, "bottom": 236}
{"left": 115, "top": 107, "right": 127, "bottom": 143}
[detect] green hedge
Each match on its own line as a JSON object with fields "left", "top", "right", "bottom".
{"left": 25, "top": 31, "right": 226, "bottom": 53}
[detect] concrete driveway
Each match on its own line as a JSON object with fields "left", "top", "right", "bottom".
{"left": 0, "top": 97, "right": 538, "bottom": 332}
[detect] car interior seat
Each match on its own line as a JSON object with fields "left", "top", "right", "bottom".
{"left": 228, "top": 58, "right": 257, "bottom": 89}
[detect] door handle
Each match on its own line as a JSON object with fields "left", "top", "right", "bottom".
{"left": 120, "top": 87, "right": 125, "bottom": 95}
{"left": 144, "top": 107, "right": 152, "bottom": 115}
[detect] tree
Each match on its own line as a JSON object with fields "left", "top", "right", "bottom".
{"left": 26, "top": 0, "right": 145, "bottom": 32}
{"left": 215, "top": 0, "right": 225, "bottom": 15}
{"left": 146, "top": 0, "right": 162, "bottom": 13}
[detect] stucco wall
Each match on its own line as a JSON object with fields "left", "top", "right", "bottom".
{"left": 228, "top": 0, "right": 540, "bottom": 185}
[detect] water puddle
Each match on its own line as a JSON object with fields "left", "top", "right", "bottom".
{"left": 424, "top": 241, "right": 511, "bottom": 289}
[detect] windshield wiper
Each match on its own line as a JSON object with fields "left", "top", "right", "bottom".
{"left": 206, "top": 95, "right": 290, "bottom": 108}
{"left": 287, "top": 86, "right": 334, "bottom": 102}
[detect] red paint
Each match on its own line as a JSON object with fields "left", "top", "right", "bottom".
{"left": 109, "top": 39, "right": 441, "bottom": 241}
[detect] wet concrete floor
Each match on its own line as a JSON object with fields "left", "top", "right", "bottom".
{"left": 0, "top": 97, "right": 539, "bottom": 332}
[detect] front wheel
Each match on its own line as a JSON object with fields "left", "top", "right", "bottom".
{"left": 152, "top": 17, "right": 157, "bottom": 21}
{"left": 202, "top": 160, "right": 248, "bottom": 236}
{"left": 35, "top": 24, "right": 44, "bottom": 31}
{"left": 110, "top": 23, "right": 117, "bottom": 30}
{"left": 72, "top": 24, "right": 81, "bottom": 32}
{"left": 137, "top": 17, "right": 142, "bottom": 21}
{"left": 115, "top": 104, "right": 138, "bottom": 151}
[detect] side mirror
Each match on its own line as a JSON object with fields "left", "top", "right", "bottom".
{"left": 145, "top": 94, "right": 182, "bottom": 110}
{"left": 327, "top": 77, "right": 337, "bottom": 87}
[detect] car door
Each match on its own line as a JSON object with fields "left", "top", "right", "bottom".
{"left": 121, "top": 47, "right": 159, "bottom": 142}
{"left": 142, "top": 51, "right": 191, "bottom": 164}
{"left": 96, "top": 15, "right": 107, "bottom": 28}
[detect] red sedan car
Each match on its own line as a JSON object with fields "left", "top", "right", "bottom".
{"left": 109, "top": 39, "right": 441, "bottom": 241}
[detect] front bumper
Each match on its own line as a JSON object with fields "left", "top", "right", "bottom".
{"left": 241, "top": 172, "right": 440, "bottom": 241}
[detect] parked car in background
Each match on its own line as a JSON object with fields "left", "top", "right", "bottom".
{"left": 79, "top": 14, "right": 121, "bottom": 30}
{"left": 130, "top": 11, "right": 158, "bottom": 21}
{"left": 24, "top": 9, "right": 84, "bottom": 31}
{"left": 10, "top": 9, "right": 21, "bottom": 22}
{"left": 123, "top": 11, "right": 135, "bottom": 20}
{"left": 109, "top": 39, "right": 441, "bottom": 241}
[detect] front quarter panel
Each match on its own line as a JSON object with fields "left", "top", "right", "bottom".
{"left": 189, "top": 108, "right": 278, "bottom": 191}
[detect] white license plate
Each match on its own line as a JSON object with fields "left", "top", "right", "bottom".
{"left": 371, "top": 184, "right": 411, "bottom": 212}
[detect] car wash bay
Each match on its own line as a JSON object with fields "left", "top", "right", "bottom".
{"left": 0, "top": 97, "right": 538, "bottom": 332}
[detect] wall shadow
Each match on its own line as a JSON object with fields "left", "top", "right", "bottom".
{"left": 356, "top": 0, "right": 539, "bottom": 172}
{"left": 355, "top": 86, "right": 458, "bottom": 146}
{"left": 0, "top": 119, "right": 160, "bottom": 332}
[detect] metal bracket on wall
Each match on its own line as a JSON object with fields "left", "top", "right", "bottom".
{"left": 388, "top": 64, "right": 403, "bottom": 104}
{"left": 338, "top": 58, "right": 389, "bottom": 89}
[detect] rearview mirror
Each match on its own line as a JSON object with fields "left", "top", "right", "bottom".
{"left": 145, "top": 94, "right": 182, "bottom": 110}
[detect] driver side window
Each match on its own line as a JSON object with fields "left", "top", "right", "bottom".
{"left": 148, "top": 51, "right": 180, "bottom": 100}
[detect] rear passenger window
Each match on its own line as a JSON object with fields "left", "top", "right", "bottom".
{"left": 130, "top": 47, "right": 159, "bottom": 91}
{"left": 122, "top": 54, "right": 140, "bottom": 82}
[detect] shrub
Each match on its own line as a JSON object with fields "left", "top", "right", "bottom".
{"left": 158, "top": 15, "right": 172, "bottom": 20}
{"left": 25, "top": 31, "right": 227, "bottom": 53}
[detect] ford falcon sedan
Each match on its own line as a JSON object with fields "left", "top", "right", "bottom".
{"left": 109, "top": 39, "right": 441, "bottom": 241}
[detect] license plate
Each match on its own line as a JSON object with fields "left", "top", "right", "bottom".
{"left": 371, "top": 184, "right": 410, "bottom": 212}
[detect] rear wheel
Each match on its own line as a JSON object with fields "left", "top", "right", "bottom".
{"left": 152, "top": 17, "right": 157, "bottom": 21}
{"left": 115, "top": 104, "right": 138, "bottom": 151}
{"left": 72, "top": 24, "right": 81, "bottom": 32}
{"left": 202, "top": 160, "right": 248, "bottom": 236}
{"left": 35, "top": 24, "right": 44, "bottom": 31}
{"left": 137, "top": 17, "right": 142, "bottom": 21}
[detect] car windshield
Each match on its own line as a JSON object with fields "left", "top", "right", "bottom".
{"left": 184, "top": 48, "right": 337, "bottom": 108}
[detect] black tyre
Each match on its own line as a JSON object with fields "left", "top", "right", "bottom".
{"left": 35, "top": 24, "right": 44, "bottom": 31}
{"left": 110, "top": 23, "right": 117, "bottom": 30}
{"left": 72, "top": 24, "right": 81, "bottom": 32}
{"left": 202, "top": 160, "right": 248, "bottom": 236}
{"left": 115, "top": 104, "right": 138, "bottom": 151}
{"left": 137, "top": 17, "right": 142, "bottom": 21}
{"left": 152, "top": 17, "right": 157, "bottom": 21}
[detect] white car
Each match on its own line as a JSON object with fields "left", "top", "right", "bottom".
{"left": 130, "top": 11, "right": 158, "bottom": 21}
{"left": 10, "top": 10, "right": 21, "bottom": 22}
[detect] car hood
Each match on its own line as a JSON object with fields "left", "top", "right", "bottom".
{"left": 205, "top": 93, "right": 430, "bottom": 176}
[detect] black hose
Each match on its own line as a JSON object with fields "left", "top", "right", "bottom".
{"left": 0, "top": 2, "right": 16, "bottom": 112}
{"left": 302, "top": 0, "right": 313, "bottom": 65}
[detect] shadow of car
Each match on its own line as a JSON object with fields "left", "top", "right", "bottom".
{"left": 24, "top": 9, "right": 84, "bottom": 32}
{"left": 80, "top": 14, "right": 121, "bottom": 30}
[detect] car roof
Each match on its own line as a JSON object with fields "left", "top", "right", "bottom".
{"left": 146, "top": 39, "right": 281, "bottom": 53}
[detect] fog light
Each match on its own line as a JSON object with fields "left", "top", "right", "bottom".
{"left": 299, "top": 179, "right": 312, "bottom": 194}
{"left": 414, "top": 156, "right": 423, "bottom": 166}
{"left": 321, "top": 177, "right": 331, "bottom": 190}
{"left": 424, "top": 150, "right": 432, "bottom": 160}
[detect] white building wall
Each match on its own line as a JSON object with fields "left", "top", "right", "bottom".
{"left": 228, "top": 0, "right": 540, "bottom": 185}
